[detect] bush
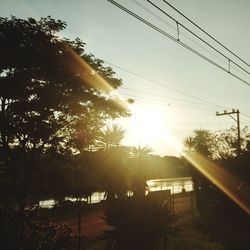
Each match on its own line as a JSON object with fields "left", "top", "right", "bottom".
{"left": 0, "top": 208, "right": 75, "bottom": 250}
{"left": 103, "top": 197, "right": 177, "bottom": 250}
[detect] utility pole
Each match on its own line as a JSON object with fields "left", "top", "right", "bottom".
{"left": 216, "top": 109, "right": 241, "bottom": 155}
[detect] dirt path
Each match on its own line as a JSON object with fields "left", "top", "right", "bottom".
{"left": 55, "top": 211, "right": 113, "bottom": 239}
{"left": 53, "top": 193, "right": 225, "bottom": 249}
{"left": 54, "top": 193, "right": 195, "bottom": 241}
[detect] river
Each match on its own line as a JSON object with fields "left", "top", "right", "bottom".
{"left": 39, "top": 176, "right": 193, "bottom": 208}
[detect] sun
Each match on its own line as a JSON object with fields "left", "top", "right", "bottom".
{"left": 129, "top": 104, "right": 166, "bottom": 141}
{"left": 118, "top": 103, "right": 183, "bottom": 156}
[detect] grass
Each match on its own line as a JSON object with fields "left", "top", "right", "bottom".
{"left": 41, "top": 193, "right": 227, "bottom": 249}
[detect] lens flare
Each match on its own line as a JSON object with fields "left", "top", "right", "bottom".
{"left": 183, "top": 151, "right": 250, "bottom": 215}
{"left": 61, "top": 42, "right": 130, "bottom": 111}
{"left": 64, "top": 42, "right": 250, "bottom": 216}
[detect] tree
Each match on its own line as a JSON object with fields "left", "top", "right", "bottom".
{"left": 102, "top": 146, "right": 129, "bottom": 201}
{"left": 183, "top": 136, "right": 196, "bottom": 151}
{"left": 184, "top": 129, "right": 212, "bottom": 158}
{"left": 131, "top": 145, "right": 152, "bottom": 199}
{"left": 96, "top": 124, "right": 126, "bottom": 150}
{"left": 183, "top": 129, "right": 214, "bottom": 212}
{"left": 212, "top": 126, "right": 250, "bottom": 159}
{"left": 131, "top": 145, "right": 152, "bottom": 158}
{"left": 0, "top": 16, "right": 130, "bottom": 211}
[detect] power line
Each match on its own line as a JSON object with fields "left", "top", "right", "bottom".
{"left": 241, "top": 112, "right": 250, "bottom": 119}
{"left": 133, "top": 0, "right": 176, "bottom": 33}
{"left": 146, "top": 0, "right": 250, "bottom": 76}
{"left": 120, "top": 86, "right": 217, "bottom": 106}
{"left": 162, "top": 0, "right": 250, "bottom": 68}
{"left": 119, "top": 87, "right": 209, "bottom": 105}
{"left": 106, "top": 60, "right": 250, "bottom": 119}
{"left": 106, "top": 61, "right": 229, "bottom": 109}
{"left": 107, "top": 0, "right": 250, "bottom": 86}
{"left": 133, "top": 0, "right": 226, "bottom": 66}
{"left": 121, "top": 92, "right": 217, "bottom": 112}
{"left": 105, "top": 60, "right": 231, "bottom": 110}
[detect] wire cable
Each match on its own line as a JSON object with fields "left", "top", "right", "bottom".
{"left": 105, "top": 60, "right": 232, "bottom": 110}
{"left": 162, "top": 0, "right": 250, "bottom": 67}
{"left": 133, "top": 0, "right": 226, "bottom": 66}
{"left": 107, "top": 0, "right": 250, "bottom": 86}
{"left": 121, "top": 92, "right": 217, "bottom": 112}
{"left": 146, "top": 0, "right": 250, "bottom": 76}
{"left": 121, "top": 86, "right": 214, "bottom": 106}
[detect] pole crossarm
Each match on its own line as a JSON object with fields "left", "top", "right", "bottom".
{"left": 216, "top": 109, "right": 239, "bottom": 117}
{"left": 215, "top": 109, "right": 241, "bottom": 154}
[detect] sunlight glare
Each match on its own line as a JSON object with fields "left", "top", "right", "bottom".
{"left": 129, "top": 104, "right": 166, "bottom": 141}
{"left": 183, "top": 151, "right": 250, "bottom": 215}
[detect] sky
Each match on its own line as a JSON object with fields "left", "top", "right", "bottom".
{"left": 1, "top": 0, "right": 250, "bottom": 156}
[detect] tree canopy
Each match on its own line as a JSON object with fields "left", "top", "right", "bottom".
{"left": 0, "top": 16, "right": 130, "bottom": 208}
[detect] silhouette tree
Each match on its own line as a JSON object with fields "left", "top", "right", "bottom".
{"left": 184, "top": 129, "right": 212, "bottom": 158}
{"left": 183, "top": 129, "right": 214, "bottom": 212}
{"left": 96, "top": 124, "right": 126, "bottom": 150}
{"left": 102, "top": 146, "right": 129, "bottom": 202}
{"left": 131, "top": 145, "right": 153, "bottom": 158}
{"left": 131, "top": 145, "right": 152, "bottom": 199}
{"left": 0, "top": 16, "right": 130, "bottom": 213}
{"left": 91, "top": 125, "right": 128, "bottom": 201}
{"left": 212, "top": 126, "right": 250, "bottom": 159}
{"left": 183, "top": 136, "right": 196, "bottom": 152}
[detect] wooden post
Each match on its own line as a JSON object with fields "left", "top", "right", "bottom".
{"left": 78, "top": 201, "right": 81, "bottom": 250}
{"left": 191, "top": 191, "right": 194, "bottom": 214}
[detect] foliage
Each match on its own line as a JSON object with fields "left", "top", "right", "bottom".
{"left": 211, "top": 126, "right": 250, "bottom": 159}
{"left": 130, "top": 145, "right": 152, "bottom": 198}
{"left": 0, "top": 16, "right": 129, "bottom": 209}
{"left": 96, "top": 124, "right": 126, "bottom": 150}
{"left": 0, "top": 15, "right": 130, "bottom": 250}
{"left": 194, "top": 188, "right": 250, "bottom": 250}
{"left": 184, "top": 126, "right": 250, "bottom": 160}
{"left": 104, "top": 198, "right": 177, "bottom": 250}
{"left": 183, "top": 127, "right": 250, "bottom": 249}
{"left": 30, "top": 151, "right": 97, "bottom": 202}
{"left": 100, "top": 146, "right": 129, "bottom": 201}
{"left": 183, "top": 129, "right": 222, "bottom": 212}
{"left": 184, "top": 129, "right": 212, "bottom": 158}
{"left": 0, "top": 208, "right": 74, "bottom": 250}
{"left": 131, "top": 144, "right": 153, "bottom": 158}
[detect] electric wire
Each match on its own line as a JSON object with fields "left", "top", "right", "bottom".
{"left": 146, "top": 0, "right": 250, "bottom": 76}
{"left": 133, "top": 0, "right": 177, "bottom": 33}
{"left": 120, "top": 86, "right": 217, "bottom": 106}
{"left": 105, "top": 60, "right": 232, "bottom": 110}
{"left": 241, "top": 113, "right": 250, "bottom": 119}
{"left": 121, "top": 92, "right": 217, "bottom": 112}
{"left": 162, "top": 0, "right": 250, "bottom": 67}
{"left": 107, "top": 0, "right": 250, "bottom": 86}
{"left": 106, "top": 0, "right": 250, "bottom": 127}
{"left": 107, "top": 60, "right": 250, "bottom": 120}
{"left": 133, "top": 0, "right": 226, "bottom": 66}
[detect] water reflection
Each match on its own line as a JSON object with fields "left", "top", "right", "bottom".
{"left": 147, "top": 177, "right": 193, "bottom": 194}
{"left": 39, "top": 177, "right": 193, "bottom": 208}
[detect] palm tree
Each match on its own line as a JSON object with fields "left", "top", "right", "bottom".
{"left": 184, "top": 129, "right": 213, "bottom": 211}
{"left": 184, "top": 129, "right": 212, "bottom": 158}
{"left": 131, "top": 145, "right": 152, "bottom": 158}
{"left": 131, "top": 145, "right": 152, "bottom": 199}
{"left": 96, "top": 124, "right": 126, "bottom": 150}
{"left": 95, "top": 125, "right": 128, "bottom": 202}
{"left": 184, "top": 136, "right": 196, "bottom": 151}
{"left": 102, "top": 146, "right": 130, "bottom": 202}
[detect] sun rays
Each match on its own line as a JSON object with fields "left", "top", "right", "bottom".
{"left": 183, "top": 151, "right": 250, "bottom": 215}
{"left": 65, "top": 44, "right": 250, "bottom": 216}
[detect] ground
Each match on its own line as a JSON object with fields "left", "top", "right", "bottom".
{"left": 53, "top": 192, "right": 225, "bottom": 249}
